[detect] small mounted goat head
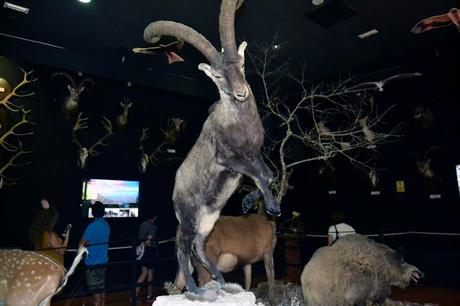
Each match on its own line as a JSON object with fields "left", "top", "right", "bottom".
{"left": 72, "top": 113, "right": 114, "bottom": 169}
{"left": 138, "top": 117, "right": 186, "bottom": 173}
{"left": 412, "top": 105, "right": 435, "bottom": 129}
{"left": 51, "top": 72, "right": 94, "bottom": 120}
{"left": 116, "top": 97, "right": 133, "bottom": 127}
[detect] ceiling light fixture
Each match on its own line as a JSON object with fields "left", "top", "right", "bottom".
{"left": 3, "top": 1, "right": 30, "bottom": 14}
{"left": 78, "top": 0, "right": 91, "bottom": 3}
{"left": 312, "top": 0, "right": 324, "bottom": 6}
{"left": 273, "top": 44, "right": 280, "bottom": 50}
{"left": 358, "top": 29, "right": 379, "bottom": 39}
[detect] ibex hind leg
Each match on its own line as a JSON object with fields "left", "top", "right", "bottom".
{"left": 193, "top": 234, "right": 225, "bottom": 285}
{"left": 177, "top": 226, "right": 198, "bottom": 294}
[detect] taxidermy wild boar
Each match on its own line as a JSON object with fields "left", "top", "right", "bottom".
{"left": 301, "top": 234, "right": 423, "bottom": 306}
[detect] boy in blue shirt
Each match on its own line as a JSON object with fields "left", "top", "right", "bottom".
{"left": 80, "top": 201, "right": 110, "bottom": 306}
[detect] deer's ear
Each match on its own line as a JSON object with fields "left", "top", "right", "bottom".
{"left": 238, "top": 41, "right": 247, "bottom": 57}
{"left": 66, "top": 85, "right": 73, "bottom": 92}
{"left": 80, "top": 86, "right": 86, "bottom": 92}
{"left": 198, "top": 63, "right": 213, "bottom": 78}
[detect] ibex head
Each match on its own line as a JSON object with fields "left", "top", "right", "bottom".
{"left": 52, "top": 72, "right": 94, "bottom": 118}
{"left": 144, "top": 0, "right": 250, "bottom": 102}
{"left": 198, "top": 42, "right": 248, "bottom": 102}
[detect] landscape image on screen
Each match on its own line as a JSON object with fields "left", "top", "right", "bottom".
{"left": 82, "top": 179, "right": 139, "bottom": 218}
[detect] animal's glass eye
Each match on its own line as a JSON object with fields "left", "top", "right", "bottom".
{"left": 214, "top": 74, "right": 223, "bottom": 79}
{"left": 241, "top": 64, "right": 245, "bottom": 69}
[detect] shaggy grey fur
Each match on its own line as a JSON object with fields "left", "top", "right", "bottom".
{"left": 301, "top": 234, "right": 424, "bottom": 306}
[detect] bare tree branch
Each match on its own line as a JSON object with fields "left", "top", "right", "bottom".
{"left": 249, "top": 40, "right": 407, "bottom": 202}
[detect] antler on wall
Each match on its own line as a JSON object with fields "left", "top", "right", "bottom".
{"left": 0, "top": 68, "right": 35, "bottom": 188}
{"left": 51, "top": 72, "right": 94, "bottom": 120}
{"left": 72, "top": 112, "right": 113, "bottom": 169}
{"left": 138, "top": 118, "right": 185, "bottom": 173}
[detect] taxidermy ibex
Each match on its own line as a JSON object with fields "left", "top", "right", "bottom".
{"left": 115, "top": 98, "right": 133, "bottom": 127}
{"left": 167, "top": 214, "right": 276, "bottom": 294}
{"left": 72, "top": 113, "right": 114, "bottom": 169}
{"left": 51, "top": 72, "right": 94, "bottom": 120}
{"left": 138, "top": 118, "right": 186, "bottom": 173}
{"left": 143, "top": 0, "right": 279, "bottom": 299}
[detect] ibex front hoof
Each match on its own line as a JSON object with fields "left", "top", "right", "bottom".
{"left": 266, "top": 208, "right": 281, "bottom": 217}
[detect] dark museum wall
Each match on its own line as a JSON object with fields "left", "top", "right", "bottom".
{"left": 1, "top": 43, "right": 460, "bottom": 281}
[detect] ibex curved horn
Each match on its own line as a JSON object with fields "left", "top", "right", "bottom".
{"left": 51, "top": 72, "right": 77, "bottom": 88}
{"left": 219, "top": 0, "right": 240, "bottom": 57}
{"left": 79, "top": 78, "right": 95, "bottom": 91}
{"left": 144, "top": 21, "right": 221, "bottom": 66}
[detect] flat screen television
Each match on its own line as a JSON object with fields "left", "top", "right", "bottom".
{"left": 457, "top": 165, "right": 460, "bottom": 197}
{"left": 82, "top": 179, "right": 140, "bottom": 218}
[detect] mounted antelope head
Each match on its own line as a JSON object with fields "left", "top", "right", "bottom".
{"left": 0, "top": 247, "right": 87, "bottom": 306}
{"left": 51, "top": 72, "right": 94, "bottom": 120}
{"left": 72, "top": 113, "right": 114, "bottom": 169}
{"left": 368, "top": 169, "right": 379, "bottom": 189}
{"left": 138, "top": 117, "right": 186, "bottom": 173}
{"left": 116, "top": 97, "right": 133, "bottom": 127}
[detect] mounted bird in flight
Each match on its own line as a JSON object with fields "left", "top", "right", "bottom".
{"left": 411, "top": 7, "right": 460, "bottom": 34}
{"left": 133, "top": 40, "right": 185, "bottom": 64}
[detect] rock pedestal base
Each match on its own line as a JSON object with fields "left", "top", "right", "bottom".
{"left": 152, "top": 291, "right": 263, "bottom": 306}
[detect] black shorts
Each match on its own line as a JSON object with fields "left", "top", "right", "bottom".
{"left": 86, "top": 267, "right": 106, "bottom": 292}
{"left": 140, "top": 246, "right": 158, "bottom": 270}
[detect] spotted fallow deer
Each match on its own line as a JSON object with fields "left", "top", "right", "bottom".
{"left": 142, "top": 0, "right": 279, "bottom": 299}
{"left": 168, "top": 214, "right": 276, "bottom": 294}
{"left": 0, "top": 247, "right": 87, "bottom": 306}
{"left": 51, "top": 72, "right": 94, "bottom": 120}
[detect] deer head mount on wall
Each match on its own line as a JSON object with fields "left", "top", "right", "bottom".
{"left": 51, "top": 72, "right": 94, "bottom": 120}
{"left": 115, "top": 97, "right": 133, "bottom": 128}
{"left": 138, "top": 117, "right": 186, "bottom": 173}
{"left": 412, "top": 146, "right": 448, "bottom": 192}
{"left": 72, "top": 113, "right": 114, "bottom": 169}
{"left": 0, "top": 68, "right": 36, "bottom": 188}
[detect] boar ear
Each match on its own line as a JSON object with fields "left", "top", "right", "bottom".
{"left": 395, "top": 246, "right": 405, "bottom": 261}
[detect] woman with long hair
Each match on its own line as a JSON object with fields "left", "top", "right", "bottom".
{"left": 29, "top": 199, "right": 70, "bottom": 266}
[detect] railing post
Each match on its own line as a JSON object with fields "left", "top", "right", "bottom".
{"left": 131, "top": 236, "right": 137, "bottom": 306}
{"left": 379, "top": 226, "right": 384, "bottom": 243}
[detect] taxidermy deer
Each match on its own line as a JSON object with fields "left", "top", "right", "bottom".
{"left": 72, "top": 113, "right": 114, "bottom": 169}
{"left": 142, "top": 0, "right": 279, "bottom": 299}
{"left": 51, "top": 72, "right": 94, "bottom": 120}
{"left": 0, "top": 246, "right": 87, "bottom": 306}
{"left": 167, "top": 214, "right": 276, "bottom": 295}
{"left": 138, "top": 118, "right": 186, "bottom": 173}
{"left": 115, "top": 98, "right": 133, "bottom": 127}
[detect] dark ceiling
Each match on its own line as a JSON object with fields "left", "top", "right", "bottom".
{"left": 1, "top": 0, "right": 460, "bottom": 99}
